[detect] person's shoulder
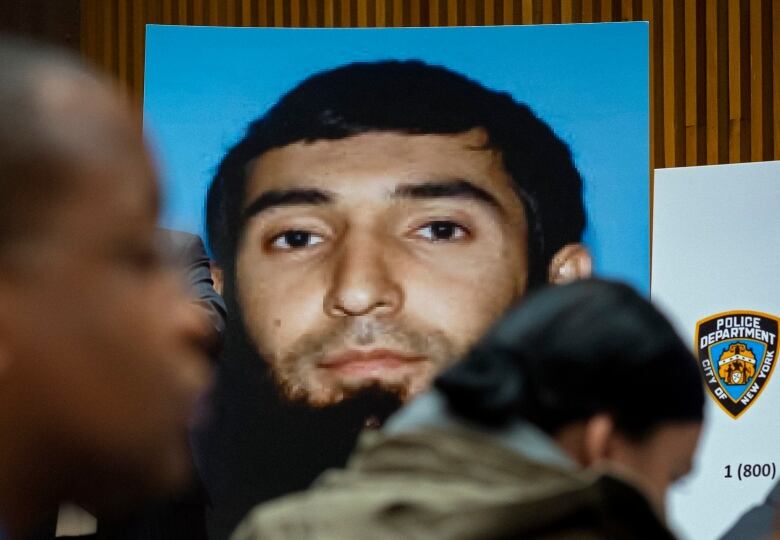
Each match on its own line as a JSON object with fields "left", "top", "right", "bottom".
{"left": 229, "top": 495, "right": 311, "bottom": 540}
{"left": 585, "top": 474, "right": 677, "bottom": 540}
{"left": 229, "top": 488, "right": 378, "bottom": 540}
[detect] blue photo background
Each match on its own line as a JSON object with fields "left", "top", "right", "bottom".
{"left": 144, "top": 23, "right": 649, "bottom": 293}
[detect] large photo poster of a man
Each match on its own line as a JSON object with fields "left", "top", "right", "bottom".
{"left": 144, "top": 24, "right": 649, "bottom": 539}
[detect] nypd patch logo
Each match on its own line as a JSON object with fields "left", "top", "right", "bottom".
{"left": 696, "top": 311, "right": 779, "bottom": 419}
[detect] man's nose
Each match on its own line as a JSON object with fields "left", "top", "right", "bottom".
{"left": 323, "top": 232, "right": 402, "bottom": 318}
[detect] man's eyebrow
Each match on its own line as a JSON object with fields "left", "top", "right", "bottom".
{"left": 242, "top": 188, "right": 333, "bottom": 221}
{"left": 393, "top": 179, "right": 503, "bottom": 211}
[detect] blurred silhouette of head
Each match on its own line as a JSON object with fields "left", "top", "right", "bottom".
{"left": 0, "top": 37, "right": 210, "bottom": 538}
{"left": 437, "top": 278, "right": 704, "bottom": 512}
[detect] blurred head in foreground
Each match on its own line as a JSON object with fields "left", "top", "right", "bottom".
{"left": 437, "top": 278, "right": 704, "bottom": 511}
{"left": 0, "top": 37, "right": 210, "bottom": 538}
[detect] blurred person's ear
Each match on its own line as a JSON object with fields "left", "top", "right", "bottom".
{"left": 554, "top": 414, "right": 615, "bottom": 468}
{"left": 582, "top": 414, "right": 615, "bottom": 466}
{"left": 548, "top": 244, "right": 592, "bottom": 284}
{"left": 210, "top": 263, "right": 223, "bottom": 296}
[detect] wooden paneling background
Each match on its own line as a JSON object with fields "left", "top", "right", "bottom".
{"left": 78, "top": 0, "right": 780, "bottom": 169}
{"left": 0, "top": 0, "right": 80, "bottom": 50}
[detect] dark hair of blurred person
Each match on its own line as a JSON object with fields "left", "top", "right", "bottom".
{"left": 435, "top": 278, "right": 704, "bottom": 509}
{"left": 232, "top": 279, "right": 704, "bottom": 540}
{"left": 0, "top": 37, "right": 211, "bottom": 540}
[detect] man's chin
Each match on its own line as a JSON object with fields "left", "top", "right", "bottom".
{"left": 276, "top": 366, "right": 433, "bottom": 408}
{"left": 280, "top": 378, "right": 408, "bottom": 412}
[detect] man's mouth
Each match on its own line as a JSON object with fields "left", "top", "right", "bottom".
{"left": 317, "top": 349, "right": 425, "bottom": 377}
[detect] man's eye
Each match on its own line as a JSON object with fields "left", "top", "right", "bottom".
{"left": 416, "top": 221, "right": 468, "bottom": 241}
{"left": 270, "top": 230, "right": 324, "bottom": 250}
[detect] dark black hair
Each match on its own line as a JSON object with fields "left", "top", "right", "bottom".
{"left": 206, "top": 60, "right": 585, "bottom": 288}
{"left": 436, "top": 279, "right": 705, "bottom": 441}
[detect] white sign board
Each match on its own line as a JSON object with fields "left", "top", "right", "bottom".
{"left": 653, "top": 160, "right": 780, "bottom": 540}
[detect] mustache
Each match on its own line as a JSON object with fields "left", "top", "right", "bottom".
{"left": 283, "top": 318, "right": 437, "bottom": 365}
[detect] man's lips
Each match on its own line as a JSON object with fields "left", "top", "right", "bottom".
{"left": 317, "top": 349, "right": 425, "bottom": 376}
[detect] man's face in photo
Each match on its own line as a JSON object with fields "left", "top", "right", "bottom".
{"left": 235, "top": 128, "right": 530, "bottom": 406}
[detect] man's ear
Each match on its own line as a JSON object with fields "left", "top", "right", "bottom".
{"left": 582, "top": 414, "right": 615, "bottom": 467}
{"left": 210, "top": 263, "right": 223, "bottom": 296}
{"left": 548, "top": 243, "right": 592, "bottom": 284}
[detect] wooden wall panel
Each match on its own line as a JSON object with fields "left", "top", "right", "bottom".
{"left": 79, "top": 0, "right": 780, "bottom": 168}
{"left": 0, "top": 0, "right": 80, "bottom": 50}
{"left": 662, "top": 0, "right": 683, "bottom": 166}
